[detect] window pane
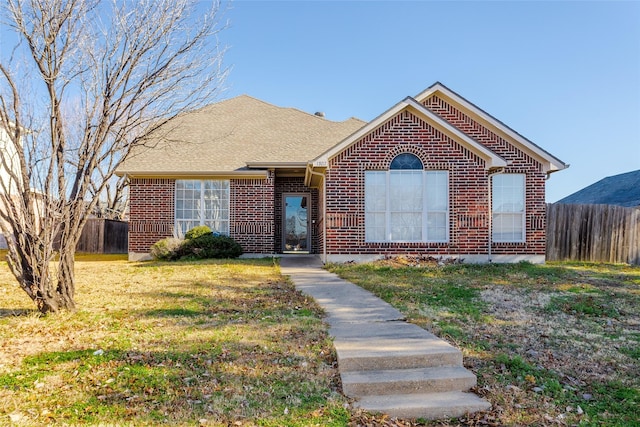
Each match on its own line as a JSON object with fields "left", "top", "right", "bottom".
{"left": 390, "top": 212, "right": 422, "bottom": 241}
{"left": 175, "top": 180, "right": 229, "bottom": 236}
{"left": 365, "top": 172, "right": 387, "bottom": 242}
{"left": 427, "top": 212, "right": 447, "bottom": 241}
{"left": 390, "top": 153, "right": 423, "bottom": 170}
{"left": 390, "top": 171, "right": 422, "bottom": 211}
{"left": 426, "top": 171, "right": 448, "bottom": 210}
{"left": 493, "top": 174, "right": 524, "bottom": 212}
{"left": 365, "top": 172, "right": 386, "bottom": 211}
{"left": 493, "top": 213, "right": 524, "bottom": 241}
{"left": 365, "top": 212, "right": 386, "bottom": 241}
{"left": 492, "top": 174, "right": 525, "bottom": 242}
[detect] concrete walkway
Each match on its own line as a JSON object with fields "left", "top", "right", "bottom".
{"left": 279, "top": 256, "right": 491, "bottom": 420}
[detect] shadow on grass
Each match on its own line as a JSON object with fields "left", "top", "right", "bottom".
{"left": 0, "top": 308, "right": 38, "bottom": 318}
{"left": 130, "top": 257, "right": 277, "bottom": 269}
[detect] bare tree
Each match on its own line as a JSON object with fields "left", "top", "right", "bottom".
{"left": 0, "top": 0, "right": 227, "bottom": 313}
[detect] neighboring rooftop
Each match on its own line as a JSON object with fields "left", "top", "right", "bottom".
{"left": 117, "top": 95, "right": 365, "bottom": 176}
{"left": 556, "top": 169, "right": 640, "bottom": 207}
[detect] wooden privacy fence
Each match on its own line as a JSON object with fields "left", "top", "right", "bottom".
{"left": 546, "top": 203, "right": 640, "bottom": 265}
{"left": 76, "top": 219, "right": 128, "bottom": 254}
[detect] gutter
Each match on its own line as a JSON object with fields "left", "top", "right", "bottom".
{"left": 114, "top": 170, "right": 268, "bottom": 179}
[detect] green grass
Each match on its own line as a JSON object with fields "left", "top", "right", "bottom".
{"left": 2, "top": 254, "right": 638, "bottom": 426}
{"left": 546, "top": 293, "right": 621, "bottom": 318}
{"left": 0, "top": 258, "right": 347, "bottom": 426}
{"left": 327, "top": 260, "right": 640, "bottom": 426}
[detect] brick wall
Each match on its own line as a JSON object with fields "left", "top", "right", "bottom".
{"left": 129, "top": 178, "right": 175, "bottom": 253}
{"left": 230, "top": 171, "right": 275, "bottom": 254}
{"left": 324, "top": 96, "right": 547, "bottom": 258}
{"left": 129, "top": 174, "right": 278, "bottom": 256}
{"left": 424, "top": 95, "right": 547, "bottom": 256}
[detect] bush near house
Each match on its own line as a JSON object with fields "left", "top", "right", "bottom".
{"left": 150, "top": 226, "right": 243, "bottom": 261}
{"left": 184, "top": 225, "right": 215, "bottom": 240}
{"left": 149, "top": 238, "right": 184, "bottom": 261}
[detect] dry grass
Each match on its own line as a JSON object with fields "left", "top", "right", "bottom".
{"left": 2, "top": 253, "right": 638, "bottom": 426}
{"left": 0, "top": 256, "right": 348, "bottom": 426}
{"left": 327, "top": 260, "right": 640, "bottom": 427}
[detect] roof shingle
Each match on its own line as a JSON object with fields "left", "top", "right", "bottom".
{"left": 117, "top": 95, "right": 365, "bottom": 175}
{"left": 557, "top": 170, "right": 640, "bottom": 207}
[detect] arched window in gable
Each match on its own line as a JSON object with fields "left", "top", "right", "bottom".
{"left": 365, "top": 153, "right": 449, "bottom": 242}
{"left": 390, "top": 153, "right": 423, "bottom": 170}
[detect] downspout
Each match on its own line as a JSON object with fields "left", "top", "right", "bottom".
{"left": 307, "top": 165, "right": 328, "bottom": 264}
{"left": 487, "top": 167, "right": 505, "bottom": 262}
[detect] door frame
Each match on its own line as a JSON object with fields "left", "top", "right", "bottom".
{"left": 282, "top": 192, "right": 311, "bottom": 253}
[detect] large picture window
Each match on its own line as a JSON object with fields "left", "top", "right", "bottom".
{"left": 175, "top": 180, "right": 230, "bottom": 236}
{"left": 492, "top": 174, "right": 525, "bottom": 242}
{"left": 365, "top": 153, "right": 449, "bottom": 242}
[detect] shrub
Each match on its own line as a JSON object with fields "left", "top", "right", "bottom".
{"left": 150, "top": 226, "right": 243, "bottom": 261}
{"left": 184, "top": 225, "right": 212, "bottom": 240}
{"left": 150, "top": 237, "right": 184, "bottom": 261}
{"left": 179, "top": 233, "right": 243, "bottom": 259}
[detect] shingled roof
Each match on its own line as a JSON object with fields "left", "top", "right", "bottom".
{"left": 557, "top": 169, "right": 640, "bottom": 207}
{"left": 117, "top": 95, "right": 365, "bottom": 177}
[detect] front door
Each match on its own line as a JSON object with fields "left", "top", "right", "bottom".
{"left": 283, "top": 194, "right": 309, "bottom": 253}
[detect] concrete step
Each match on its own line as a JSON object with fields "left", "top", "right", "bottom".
{"left": 342, "top": 366, "right": 477, "bottom": 397}
{"left": 354, "top": 391, "right": 492, "bottom": 420}
{"left": 332, "top": 321, "right": 463, "bottom": 371}
{"left": 336, "top": 338, "right": 462, "bottom": 372}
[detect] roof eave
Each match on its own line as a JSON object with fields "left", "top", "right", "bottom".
{"left": 245, "top": 161, "right": 308, "bottom": 169}
{"left": 415, "top": 82, "right": 569, "bottom": 171}
{"left": 313, "top": 97, "right": 507, "bottom": 171}
{"left": 115, "top": 170, "right": 269, "bottom": 179}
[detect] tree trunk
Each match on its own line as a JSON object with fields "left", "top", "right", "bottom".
{"left": 53, "top": 249, "right": 76, "bottom": 312}
{"left": 1, "top": 0, "right": 227, "bottom": 314}
{"left": 7, "top": 243, "right": 76, "bottom": 314}
{"left": 3, "top": 210, "right": 77, "bottom": 314}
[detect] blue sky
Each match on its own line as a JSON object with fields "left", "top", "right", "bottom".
{"left": 220, "top": 0, "right": 640, "bottom": 202}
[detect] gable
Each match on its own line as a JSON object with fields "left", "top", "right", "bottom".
{"left": 312, "top": 82, "right": 568, "bottom": 177}
{"left": 415, "top": 83, "right": 568, "bottom": 174}
{"left": 312, "top": 96, "right": 507, "bottom": 171}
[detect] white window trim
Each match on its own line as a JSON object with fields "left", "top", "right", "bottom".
{"left": 365, "top": 170, "right": 449, "bottom": 243}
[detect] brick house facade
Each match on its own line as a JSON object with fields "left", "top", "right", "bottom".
{"left": 118, "top": 82, "right": 567, "bottom": 262}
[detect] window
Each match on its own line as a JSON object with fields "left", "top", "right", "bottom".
{"left": 492, "top": 174, "right": 525, "bottom": 242}
{"left": 365, "top": 153, "right": 449, "bottom": 242}
{"left": 175, "top": 180, "right": 230, "bottom": 236}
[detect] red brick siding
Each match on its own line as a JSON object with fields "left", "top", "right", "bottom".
{"left": 325, "top": 105, "right": 547, "bottom": 257}
{"left": 129, "top": 174, "right": 277, "bottom": 255}
{"left": 230, "top": 171, "right": 275, "bottom": 254}
{"left": 275, "top": 177, "right": 319, "bottom": 254}
{"left": 129, "top": 178, "right": 175, "bottom": 253}
{"left": 424, "top": 95, "right": 547, "bottom": 255}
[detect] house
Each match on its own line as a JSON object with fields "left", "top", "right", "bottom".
{"left": 0, "top": 125, "right": 22, "bottom": 250}
{"left": 116, "top": 82, "right": 568, "bottom": 263}
{"left": 556, "top": 169, "right": 640, "bottom": 207}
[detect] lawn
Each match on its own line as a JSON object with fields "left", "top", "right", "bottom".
{"left": 327, "top": 258, "right": 640, "bottom": 426}
{"left": 0, "top": 255, "right": 348, "bottom": 426}
{"left": 1, "top": 255, "right": 638, "bottom": 426}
